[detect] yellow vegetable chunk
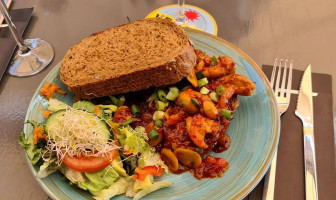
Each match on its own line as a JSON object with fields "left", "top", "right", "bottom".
{"left": 160, "top": 148, "right": 179, "bottom": 172}
{"left": 174, "top": 148, "right": 202, "bottom": 168}
{"left": 176, "top": 90, "right": 199, "bottom": 114}
{"left": 202, "top": 101, "right": 218, "bottom": 120}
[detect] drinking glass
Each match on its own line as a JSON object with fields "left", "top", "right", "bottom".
{"left": 0, "top": 0, "right": 54, "bottom": 77}
{"left": 167, "top": 0, "right": 207, "bottom": 31}
{"left": 175, "top": 0, "right": 187, "bottom": 25}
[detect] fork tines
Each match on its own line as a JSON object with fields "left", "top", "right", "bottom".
{"left": 270, "top": 59, "right": 294, "bottom": 98}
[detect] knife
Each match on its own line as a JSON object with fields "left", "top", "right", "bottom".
{"left": 295, "top": 65, "right": 318, "bottom": 200}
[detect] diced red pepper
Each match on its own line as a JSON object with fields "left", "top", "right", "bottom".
{"left": 133, "top": 165, "right": 163, "bottom": 181}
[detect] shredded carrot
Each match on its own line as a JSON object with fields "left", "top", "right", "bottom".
{"left": 113, "top": 134, "right": 120, "bottom": 146}
{"left": 40, "top": 82, "right": 52, "bottom": 96}
{"left": 108, "top": 121, "right": 120, "bottom": 135}
{"left": 56, "top": 89, "right": 67, "bottom": 95}
{"left": 123, "top": 149, "right": 133, "bottom": 155}
{"left": 33, "top": 126, "right": 47, "bottom": 145}
{"left": 40, "top": 82, "right": 67, "bottom": 100}
{"left": 94, "top": 105, "right": 101, "bottom": 117}
{"left": 40, "top": 108, "right": 52, "bottom": 118}
{"left": 47, "top": 84, "right": 60, "bottom": 99}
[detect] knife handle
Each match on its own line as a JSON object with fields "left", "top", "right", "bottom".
{"left": 262, "top": 151, "right": 278, "bottom": 200}
{"left": 303, "top": 126, "right": 318, "bottom": 200}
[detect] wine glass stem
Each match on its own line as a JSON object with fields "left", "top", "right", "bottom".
{"left": 176, "top": 0, "right": 186, "bottom": 24}
{"left": 0, "top": 0, "right": 29, "bottom": 53}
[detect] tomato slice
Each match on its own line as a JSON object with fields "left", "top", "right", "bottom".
{"left": 61, "top": 148, "right": 118, "bottom": 172}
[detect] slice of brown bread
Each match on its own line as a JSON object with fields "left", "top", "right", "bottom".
{"left": 60, "top": 18, "right": 196, "bottom": 99}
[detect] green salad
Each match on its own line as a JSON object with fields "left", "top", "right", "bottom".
{"left": 19, "top": 97, "right": 172, "bottom": 200}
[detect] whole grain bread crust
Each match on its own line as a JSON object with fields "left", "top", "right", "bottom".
{"left": 67, "top": 45, "right": 196, "bottom": 99}
{"left": 60, "top": 18, "right": 196, "bottom": 99}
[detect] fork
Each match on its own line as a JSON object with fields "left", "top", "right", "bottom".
{"left": 262, "top": 59, "right": 293, "bottom": 200}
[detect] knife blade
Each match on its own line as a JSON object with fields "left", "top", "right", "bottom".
{"left": 295, "top": 65, "right": 318, "bottom": 200}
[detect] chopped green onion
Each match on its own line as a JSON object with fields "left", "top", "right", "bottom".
{"left": 211, "top": 56, "right": 217, "bottom": 66}
{"left": 180, "top": 101, "right": 185, "bottom": 107}
{"left": 148, "top": 129, "right": 159, "bottom": 140}
{"left": 157, "top": 89, "right": 167, "bottom": 102}
{"left": 154, "top": 94, "right": 159, "bottom": 102}
{"left": 109, "top": 96, "right": 119, "bottom": 105}
{"left": 121, "top": 119, "right": 133, "bottom": 126}
{"left": 209, "top": 92, "right": 219, "bottom": 102}
{"left": 154, "top": 120, "right": 163, "bottom": 128}
{"left": 200, "top": 87, "right": 210, "bottom": 95}
{"left": 104, "top": 109, "right": 113, "bottom": 116}
{"left": 197, "top": 78, "right": 208, "bottom": 87}
{"left": 135, "top": 126, "right": 145, "bottom": 133}
{"left": 146, "top": 92, "right": 156, "bottom": 102}
{"left": 166, "top": 88, "right": 180, "bottom": 101}
{"left": 169, "top": 87, "right": 179, "bottom": 93}
{"left": 131, "top": 104, "right": 140, "bottom": 117}
{"left": 181, "top": 85, "right": 192, "bottom": 91}
{"left": 196, "top": 71, "right": 204, "bottom": 79}
{"left": 221, "top": 109, "right": 234, "bottom": 119}
{"left": 191, "top": 98, "right": 200, "bottom": 107}
{"left": 153, "top": 110, "right": 165, "bottom": 120}
{"left": 216, "top": 85, "right": 226, "bottom": 95}
{"left": 99, "top": 105, "right": 118, "bottom": 112}
{"left": 166, "top": 91, "right": 179, "bottom": 101}
{"left": 109, "top": 96, "right": 125, "bottom": 107}
{"left": 118, "top": 95, "right": 125, "bottom": 106}
{"left": 155, "top": 101, "right": 167, "bottom": 111}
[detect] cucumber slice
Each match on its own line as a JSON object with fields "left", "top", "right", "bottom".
{"left": 44, "top": 109, "right": 111, "bottom": 141}
{"left": 72, "top": 101, "right": 95, "bottom": 112}
{"left": 72, "top": 100, "right": 105, "bottom": 118}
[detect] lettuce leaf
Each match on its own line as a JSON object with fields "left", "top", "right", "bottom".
{"left": 111, "top": 155, "right": 128, "bottom": 177}
{"left": 122, "top": 127, "right": 149, "bottom": 155}
{"left": 36, "top": 157, "right": 59, "bottom": 178}
{"left": 133, "top": 181, "right": 173, "bottom": 200}
{"left": 79, "top": 165, "right": 119, "bottom": 192}
{"left": 138, "top": 150, "right": 169, "bottom": 173}
{"left": 59, "top": 165, "right": 85, "bottom": 183}
{"left": 91, "top": 177, "right": 128, "bottom": 200}
{"left": 18, "top": 132, "right": 42, "bottom": 165}
{"left": 117, "top": 126, "right": 169, "bottom": 177}
{"left": 133, "top": 174, "right": 154, "bottom": 191}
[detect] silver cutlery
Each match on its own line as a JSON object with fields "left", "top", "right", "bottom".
{"left": 263, "top": 59, "right": 293, "bottom": 200}
{"left": 295, "top": 65, "right": 318, "bottom": 200}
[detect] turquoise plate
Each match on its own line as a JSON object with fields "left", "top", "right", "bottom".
{"left": 24, "top": 28, "right": 279, "bottom": 200}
